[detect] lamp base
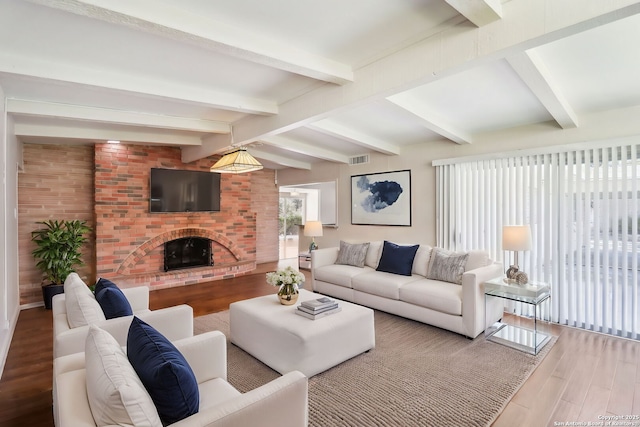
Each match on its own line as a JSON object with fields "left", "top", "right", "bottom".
{"left": 506, "top": 265, "right": 519, "bottom": 279}
{"left": 505, "top": 265, "right": 529, "bottom": 285}
{"left": 309, "top": 241, "right": 318, "bottom": 252}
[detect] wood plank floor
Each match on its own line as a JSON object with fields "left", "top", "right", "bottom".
{"left": 0, "top": 262, "right": 638, "bottom": 427}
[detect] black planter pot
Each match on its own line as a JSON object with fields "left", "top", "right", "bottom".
{"left": 42, "top": 283, "right": 64, "bottom": 310}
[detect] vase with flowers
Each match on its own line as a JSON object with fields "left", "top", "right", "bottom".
{"left": 266, "top": 266, "right": 306, "bottom": 305}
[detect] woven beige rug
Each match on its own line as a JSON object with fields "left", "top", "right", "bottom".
{"left": 195, "top": 309, "right": 554, "bottom": 427}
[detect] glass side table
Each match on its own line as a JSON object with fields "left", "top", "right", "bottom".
{"left": 484, "top": 276, "right": 552, "bottom": 355}
{"left": 298, "top": 252, "right": 312, "bottom": 270}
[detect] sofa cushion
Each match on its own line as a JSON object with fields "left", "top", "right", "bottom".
{"left": 399, "top": 279, "right": 463, "bottom": 316}
{"left": 376, "top": 241, "right": 420, "bottom": 276}
{"left": 335, "top": 241, "right": 370, "bottom": 268}
{"left": 95, "top": 278, "right": 133, "bottom": 319}
{"left": 64, "top": 273, "right": 106, "bottom": 328}
{"left": 352, "top": 271, "right": 421, "bottom": 300}
{"left": 127, "top": 317, "right": 199, "bottom": 426}
{"left": 412, "top": 245, "right": 432, "bottom": 277}
{"left": 85, "top": 324, "right": 162, "bottom": 427}
{"left": 364, "top": 241, "right": 383, "bottom": 268}
{"left": 427, "top": 248, "right": 469, "bottom": 285}
{"left": 314, "top": 264, "right": 373, "bottom": 288}
{"left": 465, "top": 250, "right": 490, "bottom": 271}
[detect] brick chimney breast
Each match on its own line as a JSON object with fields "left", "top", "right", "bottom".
{"left": 94, "top": 144, "right": 257, "bottom": 290}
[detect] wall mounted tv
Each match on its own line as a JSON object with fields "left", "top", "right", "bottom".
{"left": 150, "top": 168, "right": 221, "bottom": 213}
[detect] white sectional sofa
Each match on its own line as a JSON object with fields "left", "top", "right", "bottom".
{"left": 311, "top": 241, "right": 504, "bottom": 339}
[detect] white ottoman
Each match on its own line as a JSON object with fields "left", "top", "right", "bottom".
{"left": 230, "top": 289, "right": 375, "bottom": 377}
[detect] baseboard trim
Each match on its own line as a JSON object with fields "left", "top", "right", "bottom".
{"left": 20, "top": 301, "right": 44, "bottom": 310}
{"left": 0, "top": 304, "right": 20, "bottom": 380}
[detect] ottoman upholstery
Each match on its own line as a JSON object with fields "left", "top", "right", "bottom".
{"left": 230, "top": 289, "right": 375, "bottom": 377}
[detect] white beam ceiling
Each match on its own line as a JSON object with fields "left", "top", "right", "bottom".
{"left": 14, "top": 122, "right": 203, "bottom": 146}
{"left": 23, "top": 0, "right": 353, "bottom": 85}
{"left": 232, "top": 1, "right": 640, "bottom": 147}
{"left": 385, "top": 96, "right": 472, "bottom": 145}
{"left": 4, "top": 0, "right": 640, "bottom": 170}
{"left": 444, "top": 0, "right": 502, "bottom": 27}
{"left": 7, "top": 99, "right": 230, "bottom": 133}
{"left": 260, "top": 135, "right": 351, "bottom": 164}
{"left": 308, "top": 120, "right": 401, "bottom": 155}
{"left": 0, "top": 54, "right": 277, "bottom": 115}
{"left": 506, "top": 51, "right": 579, "bottom": 129}
{"left": 181, "top": 134, "right": 231, "bottom": 164}
{"left": 249, "top": 148, "right": 312, "bottom": 170}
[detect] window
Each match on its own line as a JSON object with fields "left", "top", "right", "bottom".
{"left": 280, "top": 181, "right": 337, "bottom": 226}
{"left": 278, "top": 195, "right": 304, "bottom": 259}
{"left": 435, "top": 141, "right": 639, "bottom": 339}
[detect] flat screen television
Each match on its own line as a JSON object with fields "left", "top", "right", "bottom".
{"left": 150, "top": 168, "right": 221, "bottom": 213}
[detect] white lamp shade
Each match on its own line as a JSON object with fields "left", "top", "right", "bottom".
{"left": 502, "top": 225, "right": 532, "bottom": 251}
{"left": 303, "top": 221, "right": 323, "bottom": 237}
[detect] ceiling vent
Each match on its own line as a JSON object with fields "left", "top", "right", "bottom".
{"left": 349, "top": 154, "right": 370, "bottom": 165}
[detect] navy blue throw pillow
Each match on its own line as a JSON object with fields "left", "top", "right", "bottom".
{"left": 94, "top": 278, "right": 133, "bottom": 319}
{"left": 376, "top": 241, "right": 419, "bottom": 276}
{"left": 94, "top": 277, "right": 118, "bottom": 293}
{"left": 127, "top": 317, "right": 199, "bottom": 425}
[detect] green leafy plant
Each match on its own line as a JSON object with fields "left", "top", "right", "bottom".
{"left": 31, "top": 219, "right": 92, "bottom": 286}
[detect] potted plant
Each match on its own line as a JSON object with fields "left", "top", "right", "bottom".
{"left": 31, "top": 219, "right": 92, "bottom": 309}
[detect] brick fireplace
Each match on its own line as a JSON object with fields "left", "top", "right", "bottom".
{"left": 94, "top": 144, "right": 258, "bottom": 290}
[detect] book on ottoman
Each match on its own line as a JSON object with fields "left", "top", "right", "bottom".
{"left": 300, "top": 297, "right": 337, "bottom": 312}
{"left": 297, "top": 302, "right": 339, "bottom": 315}
{"left": 295, "top": 306, "right": 342, "bottom": 320}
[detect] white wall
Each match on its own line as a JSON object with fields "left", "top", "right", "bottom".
{"left": 278, "top": 117, "right": 640, "bottom": 252}
{"left": 0, "top": 89, "right": 21, "bottom": 378}
{"left": 279, "top": 142, "right": 443, "bottom": 251}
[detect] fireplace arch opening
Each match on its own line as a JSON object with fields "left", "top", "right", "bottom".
{"left": 164, "top": 237, "right": 213, "bottom": 272}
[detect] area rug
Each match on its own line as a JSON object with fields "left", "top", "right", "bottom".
{"left": 195, "top": 310, "right": 555, "bottom": 427}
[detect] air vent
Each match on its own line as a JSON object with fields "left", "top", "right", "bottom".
{"left": 349, "top": 154, "right": 370, "bottom": 165}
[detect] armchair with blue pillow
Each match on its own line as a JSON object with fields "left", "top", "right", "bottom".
{"left": 52, "top": 273, "right": 194, "bottom": 358}
{"left": 53, "top": 317, "right": 309, "bottom": 427}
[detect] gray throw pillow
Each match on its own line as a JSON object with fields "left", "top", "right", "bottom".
{"left": 335, "top": 241, "right": 370, "bottom": 268}
{"left": 426, "top": 248, "right": 469, "bottom": 285}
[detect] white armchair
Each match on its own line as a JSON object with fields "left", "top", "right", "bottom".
{"left": 53, "top": 331, "right": 309, "bottom": 427}
{"left": 52, "top": 274, "right": 194, "bottom": 358}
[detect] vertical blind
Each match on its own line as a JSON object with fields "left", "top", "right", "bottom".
{"left": 435, "top": 141, "right": 639, "bottom": 340}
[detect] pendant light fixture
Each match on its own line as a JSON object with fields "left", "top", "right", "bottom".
{"left": 210, "top": 126, "right": 263, "bottom": 174}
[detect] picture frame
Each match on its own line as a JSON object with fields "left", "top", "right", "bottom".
{"left": 351, "top": 169, "right": 411, "bottom": 226}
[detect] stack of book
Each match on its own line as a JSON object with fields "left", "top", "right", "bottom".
{"left": 295, "top": 296, "right": 341, "bottom": 320}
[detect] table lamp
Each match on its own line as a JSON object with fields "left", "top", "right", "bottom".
{"left": 502, "top": 225, "right": 532, "bottom": 284}
{"left": 304, "top": 221, "right": 323, "bottom": 252}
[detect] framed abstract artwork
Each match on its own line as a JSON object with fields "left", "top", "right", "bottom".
{"left": 351, "top": 169, "right": 411, "bottom": 226}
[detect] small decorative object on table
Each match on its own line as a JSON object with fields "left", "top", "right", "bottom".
{"left": 266, "top": 266, "right": 306, "bottom": 305}
{"left": 513, "top": 271, "right": 528, "bottom": 285}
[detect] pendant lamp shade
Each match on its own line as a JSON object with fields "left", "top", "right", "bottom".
{"left": 210, "top": 147, "right": 263, "bottom": 174}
